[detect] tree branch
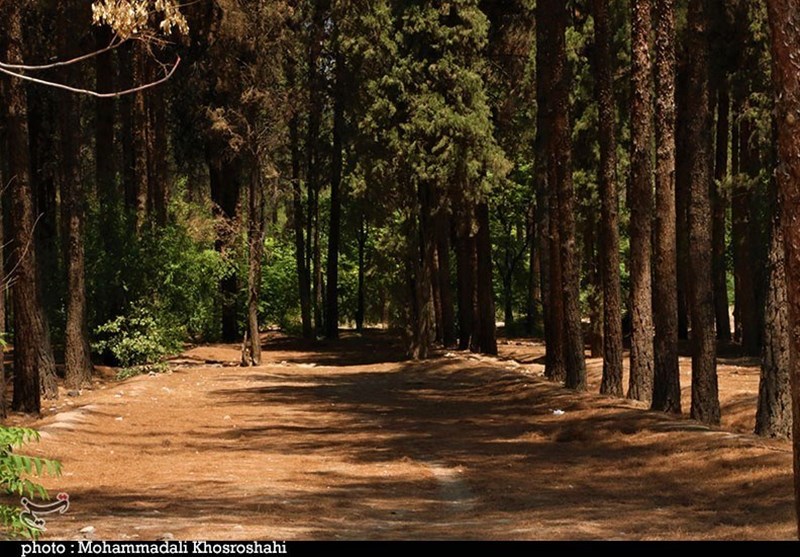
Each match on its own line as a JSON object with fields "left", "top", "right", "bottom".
{"left": 0, "top": 55, "right": 181, "bottom": 98}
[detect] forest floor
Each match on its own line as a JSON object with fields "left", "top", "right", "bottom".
{"left": 8, "top": 330, "right": 796, "bottom": 540}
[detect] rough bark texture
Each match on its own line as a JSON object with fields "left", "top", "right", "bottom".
{"left": 60, "top": 0, "right": 93, "bottom": 390}
{"left": 132, "top": 42, "right": 149, "bottom": 231}
{"left": 325, "top": 50, "right": 344, "bottom": 340}
{"left": 287, "top": 79, "right": 312, "bottom": 339}
{"left": 765, "top": 0, "right": 800, "bottom": 536}
{"left": 355, "top": 214, "right": 367, "bottom": 332}
{"left": 712, "top": 80, "right": 732, "bottom": 342}
{"left": 686, "top": 0, "right": 720, "bottom": 425}
{"left": 592, "top": 0, "right": 623, "bottom": 398}
{"left": 245, "top": 169, "right": 265, "bottom": 366}
{"left": 732, "top": 113, "right": 760, "bottom": 355}
{"left": 436, "top": 205, "right": 456, "bottom": 348}
{"left": 652, "top": 0, "right": 681, "bottom": 414}
{"left": 3, "top": 2, "right": 58, "bottom": 412}
{"left": 409, "top": 183, "right": 436, "bottom": 360}
{"left": 455, "top": 215, "right": 475, "bottom": 351}
{"left": 628, "top": 0, "right": 655, "bottom": 402}
{"left": 675, "top": 60, "right": 691, "bottom": 341}
{"left": 475, "top": 202, "right": 497, "bottom": 355}
{"left": 755, "top": 185, "right": 791, "bottom": 438}
{"left": 0, "top": 75, "right": 7, "bottom": 417}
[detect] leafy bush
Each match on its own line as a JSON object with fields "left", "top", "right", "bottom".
{"left": 0, "top": 427, "right": 61, "bottom": 539}
{"left": 93, "top": 307, "right": 183, "bottom": 368}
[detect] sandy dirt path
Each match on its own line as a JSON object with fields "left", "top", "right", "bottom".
{"left": 13, "top": 333, "right": 796, "bottom": 540}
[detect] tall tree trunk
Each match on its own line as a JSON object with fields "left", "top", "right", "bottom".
{"left": 325, "top": 48, "right": 344, "bottom": 340}
{"left": 0, "top": 78, "right": 7, "bottom": 417}
{"left": 119, "top": 43, "right": 136, "bottom": 220}
{"left": 592, "top": 0, "right": 623, "bottom": 397}
{"left": 732, "top": 110, "right": 760, "bottom": 355}
{"left": 60, "top": 0, "right": 93, "bottom": 390}
{"left": 628, "top": 0, "right": 655, "bottom": 402}
{"left": 245, "top": 168, "right": 265, "bottom": 366}
{"left": 355, "top": 213, "right": 367, "bottom": 332}
{"left": 149, "top": 60, "right": 169, "bottom": 227}
{"left": 132, "top": 42, "right": 149, "bottom": 232}
{"left": 410, "top": 182, "right": 435, "bottom": 359}
{"left": 652, "top": 0, "right": 681, "bottom": 414}
{"left": 436, "top": 204, "right": 456, "bottom": 347}
{"left": 712, "top": 79, "right": 732, "bottom": 342}
{"left": 525, "top": 204, "right": 542, "bottom": 336}
{"left": 686, "top": 0, "right": 720, "bottom": 425}
{"left": 756, "top": 177, "right": 791, "bottom": 438}
{"left": 765, "top": 0, "right": 800, "bottom": 536}
{"left": 287, "top": 85, "right": 312, "bottom": 339}
{"left": 475, "top": 202, "right": 497, "bottom": 355}
{"left": 307, "top": 3, "right": 324, "bottom": 337}
{"left": 676, "top": 59, "right": 691, "bottom": 341}
{"left": 455, "top": 213, "right": 475, "bottom": 351}
{"left": 4, "top": 2, "right": 58, "bottom": 412}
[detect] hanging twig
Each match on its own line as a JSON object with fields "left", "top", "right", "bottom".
{"left": 0, "top": 36, "right": 124, "bottom": 72}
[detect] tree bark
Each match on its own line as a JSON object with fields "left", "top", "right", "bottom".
{"left": 628, "top": 0, "right": 655, "bottom": 402}
{"left": 132, "top": 42, "right": 149, "bottom": 232}
{"left": 652, "top": 0, "right": 681, "bottom": 414}
{"left": 436, "top": 203, "right": 456, "bottom": 347}
{"left": 245, "top": 168, "right": 265, "bottom": 365}
{"left": 475, "top": 202, "right": 497, "bottom": 355}
{"left": 712, "top": 79, "right": 732, "bottom": 342}
{"left": 455, "top": 213, "right": 475, "bottom": 351}
{"left": 732, "top": 111, "right": 760, "bottom": 355}
{"left": 676, "top": 58, "right": 691, "bottom": 341}
{"left": 3, "top": 1, "right": 58, "bottom": 412}
{"left": 765, "top": 0, "right": 800, "bottom": 536}
{"left": 356, "top": 213, "right": 367, "bottom": 332}
{"left": 755, "top": 176, "right": 791, "bottom": 438}
{"left": 287, "top": 69, "right": 312, "bottom": 339}
{"left": 325, "top": 48, "right": 344, "bottom": 340}
{"left": 686, "top": 0, "right": 720, "bottom": 425}
{"left": 592, "top": 0, "right": 623, "bottom": 397}
{"left": 59, "top": 0, "right": 93, "bottom": 390}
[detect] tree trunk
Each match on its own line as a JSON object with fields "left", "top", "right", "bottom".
{"left": 628, "top": 0, "right": 655, "bottom": 402}
{"left": 325, "top": 49, "right": 344, "bottom": 340}
{"left": 287, "top": 88, "right": 312, "bottom": 339}
{"left": 356, "top": 214, "right": 367, "bottom": 332}
{"left": 676, "top": 58, "right": 691, "bottom": 341}
{"left": 4, "top": 2, "right": 58, "bottom": 412}
{"left": 307, "top": 4, "right": 324, "bottom": 337}
{"left": 410, "top": 183, "right": 436, "bottom": 359}
{"left": 584, "top": 215, "right": 603, "bottom": 358}
{"left": 0, "top": 78, "right": 7, "bottom": 418}
{"left": 732, "top": 111, "right": 760, "bottom": 355}
{"left": 132, "top": 42, "right": 149, "bottom": 232}
{"left": 765, "top": 0, "right": 800, "bottom": 536}
{"left": 119, "top": 43, "right": 136, "bottom": 220}
{"left": 756, "top": 178, "right": 791, "bottom": 438}
{"left": 60, "top": 0, "right": 93, "bottom": 390}
{"left": 455, "top": 214, "right": 475, "bottom": 351}
{"left": 652, "top": 0, "right": 681, "bottom": 414}
{"left": 436, "top": 204, "right": 456, "bottom": 347}
{"left": 686, "top": 0, "right": 720, "bottom": 425}
{"left": 475, "top": 202, "right": 497, "bottom": 355}
{"left": 525, "top": 205, "right": 542, "bottom": 336}
{"left": 149, "top": 60, "right": 169, "bottom": 227}
{"left": 245, "top": 168, "right": 265, "bottom": 366}
{"left": 712, "top": 78, "right": 732, "bottom": 342}
{"left": 592, "top": 0, "right": 623, "bottom": 397}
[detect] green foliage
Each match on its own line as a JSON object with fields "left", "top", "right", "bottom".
{"left": 93, "top": 307, "right": 183, "bottom": 368}
{"left": 0, "top": 427, "right": 61, "bottom": 539}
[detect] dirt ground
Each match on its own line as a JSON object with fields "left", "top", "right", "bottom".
{"left": 7, "top": 331, "right": 796, "bottom": 540}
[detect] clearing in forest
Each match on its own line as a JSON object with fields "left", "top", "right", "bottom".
{"left": 11, "top": 332, "right": 795, "bottom": 540}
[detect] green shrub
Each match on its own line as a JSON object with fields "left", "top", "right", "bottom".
{"left": 0, "top": 427, "right": 61, "bottom": 539}
{"left": 93, "top": 307, "right": 184, "bottom": 368}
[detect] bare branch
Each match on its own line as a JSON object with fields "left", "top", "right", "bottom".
{"left": 0, "top": 55, "right": 181, "bottom": 98}
{"left": 0, "top": 36, "right": 124, "bottom": 72}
